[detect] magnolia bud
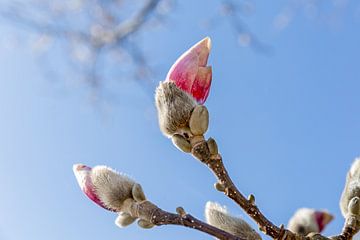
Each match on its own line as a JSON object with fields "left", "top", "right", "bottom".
{"left": 138, "top": 219, "right": 155, "bottom": 229}
{"left": 207, "top": 138, "right": 218, "bottom": 155}
{"left": 287, "top": 208, "right": 333, "bottom": 235}
{"left": 189, "top": 105, "right": 209, "bottom": 135}
{"left": 348, "top": 197, "right": 360, "bottom": 215}
{"left": 340, "top": 158, "right": 360, "bottom": 217}
{"left": 73, "top": 164, "right": 143, "bottom": 213}
{"left": 172, "top": 134, "right": 192, "bottom": 153}
{"left": 166, "top": 37, "right": 212, "bottom": 104}
{"left": 214, "top": 182, "right": 225, "bottom": 192}
{"left": 132, "top": 183, "right": 146, "bottom": 202}
{"left": 115, "top": 212, "right": 137, "bottom": 228}
{"left": 155, "top": 82, "right": 196, "bottom": 137}
{"left": 205, "top": 201, "right": 261, "bottom": 240}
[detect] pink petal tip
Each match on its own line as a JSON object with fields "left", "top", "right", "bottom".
{"left": 166, "top": 37, "right": 212, "bottom": 104}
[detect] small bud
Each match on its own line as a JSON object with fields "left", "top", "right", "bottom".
{"left": 115, "top": 212, "right": 137, "bottom": 228}
{"left": 172, "top": 134, "right": 192, "bottom": 153}
{"left": 287, "top": 208, "right": 333, "bottom": 235}
{"left": 189, "top": 105, "right": 209, "bottom": 135}
{"left": 214, "top": 182, "right": 225, "bottom": 192}
{"left": 176, "top": 207, "right": 187, "bottom": 216}
{"left": 132, "top": 183, "right": 146, "bottom": 202}
{"left": 348, "top": 197, "right": 360, "bottom": 215}
{"left": 155, "top": 82, "right": 196, "bottom": 137}
{"left": 166, "top": 37, "right": 212, "bottom": 104}
{"left": 138, "top": 219, "right": 155, "bottom": 229}
{"left": 340, "top": 158, "right": 360, "bottom": 217}
{"left": 73, "top": 164, "right": 142, "bottom": 212}
{"left": 207, "top": 138, "right": 218, "bottom": 155}
{"left": 248, "top": 194, "right": 255, "bottom": 205}
{"left": 205, "top": 201, "right": 261, "bottom": 240}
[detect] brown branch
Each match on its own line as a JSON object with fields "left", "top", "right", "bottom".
{"left": 190, "top": 139, "right": 295, "bottom": 239}
{"left": 332, "top": 214, "right": 360, "bottom": 240}
{"left": 121, "top": 199, "right": 244, "bottom": 240}
{"left": 188, "top": 134, "right": 360, "bottom": 240}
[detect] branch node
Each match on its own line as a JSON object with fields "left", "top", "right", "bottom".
{"left": 214, "top": 182, "right": 226, "bottom": 192}
{"left": 176, "top": 206, "right": 187, "bottom": 217}
{"left": 248, "top": 194, "right": 256, "bottom": 205}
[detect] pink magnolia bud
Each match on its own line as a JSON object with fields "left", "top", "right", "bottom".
{"left": 166, "top": 37, "right": 212, "bottom": 104}
{"left": 73, "top": 164, "right": 137, "bottom": 212}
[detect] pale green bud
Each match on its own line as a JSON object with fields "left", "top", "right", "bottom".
{"left": 189, "top": 105, "right": 209, "bottom": 135}
{"left": 349, "top": 197, "right": 360, "bottom": 215}
{"left": 172, "top": 134, "right": 192, "bottom": 153}
{"left": 207, "top": 138, "right": 218, "bottom": 155}
{"left": 138, "top": 219, "right": 155, "bottom": 229}
{"left": 115, "top": 212, "right": 137, "bottom": 228}
{"left": 132, "top": 183, "right": 146, "bottom": 202}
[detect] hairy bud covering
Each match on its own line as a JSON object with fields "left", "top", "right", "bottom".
{"left": 287, "top": 208, "right": 333, "bottom": 235}
{"left": 205, "top": 201, "right": 261, "bottom": 240}
{"left": 73, "top": 164, "right": 145, "bottom": 212}
{"left": 155, "top": 81, "right": 196, "bottom": 137}
{"left": 340, "top": 158, "right": 360, "bottom": 217}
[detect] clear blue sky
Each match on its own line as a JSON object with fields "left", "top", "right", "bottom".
{"left": 0, "top": 1, "right": 360, "bottom": 239}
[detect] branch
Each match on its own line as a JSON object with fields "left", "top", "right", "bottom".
{"left": 121, "top": 199, "right": 244, "bottom": 240}
{"left": 190, "top": 138, "right": 299, "bottom": 239}
{"left": 113, "top": 0, "right": 161, "bottom": 42}
{"left": 332, "top": 214, "right": 360, "bottom": 240}
{"left": 188, "top": 123, "right": 360, "bottom": 240}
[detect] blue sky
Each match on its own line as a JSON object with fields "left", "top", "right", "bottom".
{"left": 0, "top": 1, "right": 360, "bottom": 239}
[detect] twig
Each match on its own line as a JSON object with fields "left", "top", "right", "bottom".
{"left": 332, "top": 214, "right": 360, "bottom": 240}
{"left": 188, "top": 137, "right": 306, "bottom": 240}
{"left": 121, "top": 199, "right": 244, "bottom": 240}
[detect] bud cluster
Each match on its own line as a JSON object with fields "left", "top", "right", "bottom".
{"left": 155, "top": 37, "right": 214, "bottom": 155}
{"left": 73, "top": 164, "right": 154, "bottom": 229}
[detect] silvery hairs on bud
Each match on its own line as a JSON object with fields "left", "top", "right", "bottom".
{"left": 155, "top": 81, "right": 197, "bottom": 137}
{"left": 205, "top": 201, "right": 262, "bottom": 240}
{"left": 91, "top": 166, "right": 136, "bottom": 212}
{"left": 340, "top": 158, "right": 360, "bottom": 217}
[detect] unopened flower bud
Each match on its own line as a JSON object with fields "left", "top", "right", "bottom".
{"left": 287, "top": 208, "right": 333, "bottom": 235}
{"left": 340, "top": 158, "right": 360, "bottom": 217}
{"left": 189, "top": 105, "right": 209, "bottom": 135}
{"left": 205, "top": 201, "right": 261, "bottom": 240}
{"left": 73, "top": 164, "right": 143, "bottom": 212}
{"left": 166, "top": 37, "right": 212, "bottom": 104}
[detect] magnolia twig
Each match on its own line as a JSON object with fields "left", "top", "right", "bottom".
{"left": 332, "top": 214, "right": 360, "bottom": 240}
{"left": 191, "top": 138, "right": 360, "bottom": 240}
{"left": 121, "top": 199, "right": 244, "bottom": 240}
{"left": 190, "top": 139, "right": 305, "bottom": 240}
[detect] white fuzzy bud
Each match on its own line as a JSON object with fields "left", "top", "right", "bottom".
{"left": 90, "top": 166, "right": 136, "bottom": 212}
{"left": 73, "top": 164, "right": 145, "bottom": 214}
{"left": 205, "top": 201, "right": 261, "bottom": 240}
{"left": 155, "top": 81, "right": 197, "bottom": 137}
{"left": 340, "top": 158, "right": 360, "bottom": 217}
{"left": 287, "top": 208, "right": 333, "bottom": 235}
